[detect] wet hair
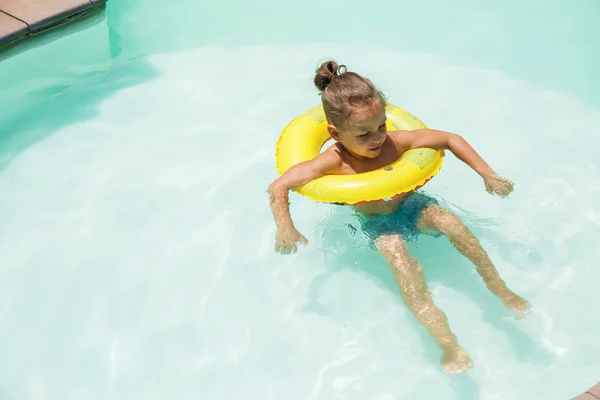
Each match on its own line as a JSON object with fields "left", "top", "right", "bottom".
{"left": 314, "top": 60, "right": 385, "bottom": 127}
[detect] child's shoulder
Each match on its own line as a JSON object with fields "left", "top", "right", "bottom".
{"left": 387, "top": 129, "right": 411, "bottom": 141}
{"left": 311, "top": 143, "right": 347, "bottom": 174}
{"left": 387, "top": 130, "right": 416, "bottom": 150}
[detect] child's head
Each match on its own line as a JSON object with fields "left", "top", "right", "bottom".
{"left": 314, "top": 60, "right": 387, "bottom": 159}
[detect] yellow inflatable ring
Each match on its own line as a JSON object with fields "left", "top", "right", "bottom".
{"left": 275, "top": 103, "right": 444, "bottom": 205}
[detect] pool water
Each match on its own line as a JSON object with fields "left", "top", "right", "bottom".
{"left": 1, "top": 1, "right": 600, "bottom": 399}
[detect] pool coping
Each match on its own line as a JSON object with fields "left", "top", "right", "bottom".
{"left": 573, "top": 382, "right": 600, "bottom": 399}
{"left": 0, "top": 0, "right": 107, "bottom": 52}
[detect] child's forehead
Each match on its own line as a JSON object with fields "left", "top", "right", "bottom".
{"left": 346, "top": 104, "right": 386, "bottom": 127}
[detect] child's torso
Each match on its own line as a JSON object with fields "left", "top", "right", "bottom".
{"left": 329, "top": 134, "right": 407, "bottom": 216}
{"left": 353, "top": 198, "right": 405, "bottom": 216}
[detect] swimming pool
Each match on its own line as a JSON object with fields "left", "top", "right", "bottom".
{"left": 1, "top": 0, "right": 599, "bottom": 398}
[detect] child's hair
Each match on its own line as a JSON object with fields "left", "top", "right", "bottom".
{"left": 314, "top": 60, "right": 385, "bottom": 127}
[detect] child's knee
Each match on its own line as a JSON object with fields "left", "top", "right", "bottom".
{"left": 375, "top": 234, "right": 406, "bottom": 255}
{"left": 375, "top": 235, "right": 419, "bottom": 268}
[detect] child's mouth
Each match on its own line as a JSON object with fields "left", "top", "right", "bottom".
{"left": 369, "top": 145, "right": 382, "bottom": 152}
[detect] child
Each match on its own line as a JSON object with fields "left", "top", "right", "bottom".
{"left": 268, "top": 60, "right": 531, "bottom": 374}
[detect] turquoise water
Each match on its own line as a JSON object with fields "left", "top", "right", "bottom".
{"left": 1, "top": 0, "right": 600, "bottom": 399}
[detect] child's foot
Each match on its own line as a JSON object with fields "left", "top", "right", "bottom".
{"left": 441, "top": 347, "right": 474, "bottom": 374}
{"left": 502, "top": 292, "right": 531, "bottom": 320}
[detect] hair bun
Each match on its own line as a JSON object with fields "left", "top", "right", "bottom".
{"left": 314, "top": 60, "right": 347, "bottom": 92}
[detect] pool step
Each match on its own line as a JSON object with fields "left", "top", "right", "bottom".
{"left": 573, "top": 382, "right": 600, "bottom": 400}
{"left": 0, "top": 0, "right": 106, "bottom": 49}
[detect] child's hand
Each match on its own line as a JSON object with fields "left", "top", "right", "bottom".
{"left": 275, "top": 227, "right": 308, "bottom": 254}
{"left": 483, "top": 173, "right": 514, "bottom": 198}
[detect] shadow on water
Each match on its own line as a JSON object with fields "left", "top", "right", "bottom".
{"left": 0, "top": 56, "right": 160, "bottom": 171}
{"left": 306, "top": 207, "right": 554, "bottom": 399}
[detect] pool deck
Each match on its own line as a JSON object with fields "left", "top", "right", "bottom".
{"left": 573, "top": 382, "right": 600, "bottom": 400}
{"left": 0, "top": 0, "right": 106, "bottom": 49}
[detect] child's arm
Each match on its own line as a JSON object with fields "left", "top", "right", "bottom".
{"left": 268, "top": 150, "right": 342, "bottom": 254}
{"left": 392, "top": 129, "right": 514, "bottom": 197}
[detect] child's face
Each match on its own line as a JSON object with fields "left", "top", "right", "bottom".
{"left": 328, "top": 102, "right": 387, "bottom": 159}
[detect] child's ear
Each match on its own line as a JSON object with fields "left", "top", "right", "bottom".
{"left": 328, "top": 124, "right": 342, "bottom": 141}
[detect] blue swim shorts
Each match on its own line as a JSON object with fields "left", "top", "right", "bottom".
{"left": 358, "top": 191, "right": 440, "bottom": 242}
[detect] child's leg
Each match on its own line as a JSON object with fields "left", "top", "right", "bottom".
{"left": 417, "top": 205, "right": 531, "bottom": 319}
{"left": 374, "top": 234, "right": 473, "bottom": 374}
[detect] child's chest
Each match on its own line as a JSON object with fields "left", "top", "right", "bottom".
{"left": 343, "top": 143, "right": 401, "bottom": 174}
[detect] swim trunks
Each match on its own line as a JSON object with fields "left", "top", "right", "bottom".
{"left": 358, "top": 191, "right": 441, "bottom": 242}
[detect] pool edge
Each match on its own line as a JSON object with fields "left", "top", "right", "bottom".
{"left": 572, "top": 382, "right": 600, "bottom": 400}
{"left": 0, "top": 0, "right": 107, "bottom": 53}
